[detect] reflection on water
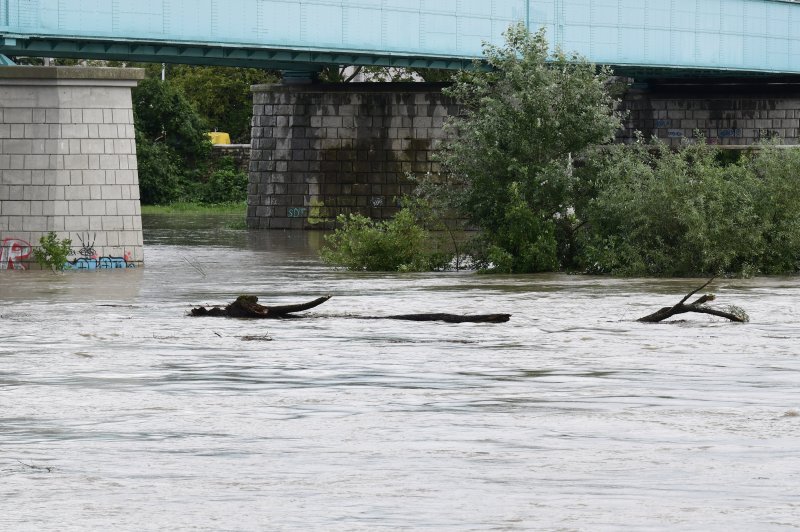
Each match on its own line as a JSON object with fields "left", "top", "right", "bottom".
{"left": 1, "top": 214, "right": 799, "bottom": 530}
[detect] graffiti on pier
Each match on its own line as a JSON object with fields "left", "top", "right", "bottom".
{"left": 77, "top": 233, "right": 97, "bottom": 259}
{"left": 1, "top": 234, "right": 136, "bottom": 271}
{"left": 718, "top": 128, "right": 743, "bottom": 139}
{"left": 63, "top": 232, "right": 136, "bottom": 269}
{"left": 65, "top": 251, "right": 135, "bottom": 270}
{"left": 0, "top": 238, "right": 33, "bottom": 270}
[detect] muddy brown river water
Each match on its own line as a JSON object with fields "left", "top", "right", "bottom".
{"left": 1, "top": 214, "right": 799, "bottom": 530}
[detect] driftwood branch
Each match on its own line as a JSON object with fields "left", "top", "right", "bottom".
{"left": 190, "top": 295, "right": 510, "bottom": 323}
{"left": 637, "top": 278, "right": 749, "bottom": 323}
{"left": 191, "top": 295, "right": 331, "bottom": 319}
{"left": 380, "top": 313, "right": 510, "bottom": 323}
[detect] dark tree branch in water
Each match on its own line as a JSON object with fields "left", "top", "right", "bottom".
{"left": 191, "top": 295, "right": 332, "bottom": 319}
{"left": 190, "top": 295, "right": 511, "bottom": 323}
{"left": 378, "top": 313, "right": 510, "bottom": 323}
{"left": 637, "top": 278, "right": 749, "bottom": 323}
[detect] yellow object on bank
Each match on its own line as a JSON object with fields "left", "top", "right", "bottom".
{"left": 207, "top": 132, "right": 231, "bottom": 145}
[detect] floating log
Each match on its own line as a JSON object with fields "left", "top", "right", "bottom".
{"left": 637, "top": 278, "right": 748, "bottom": 323}
{"left": 381, "top": 313, "right": 511, "bottom": 323}
{"left": 190, "top": 295, "right": 510, "bottom": 323}
{"left": 191, "top": 295, "right": 331, "bottom": 319}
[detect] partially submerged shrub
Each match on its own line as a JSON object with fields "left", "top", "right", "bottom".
{"left": 320, "top": 209, "right": 448, "bottom": 272}
{"left": 745, "top": 145, "right": 800, "bottom": 274}
{"left": 466, "top": 181, "right": 559, "bottom": 273}
{"left": 575, "top": 139, "right": 800, "bottom": 277}
{"left": 33, "top": 232, "right": 72, "bottom": 272}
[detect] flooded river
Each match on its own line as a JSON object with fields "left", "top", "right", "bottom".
{"left": 2, "top": 214, "right": 799, "bottom": 530}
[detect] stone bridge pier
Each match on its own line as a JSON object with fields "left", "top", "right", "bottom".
{"left": 619, "top": 80, "right": 800, "bottom": 146}
{"left": 247, "top": 83, "right": 458, "bottom": 229}
{"left": 247, "top": 79, "right": 800, "bottom": 231}
{"left": 0, "top": 67, "right": 144, "bottom": 270}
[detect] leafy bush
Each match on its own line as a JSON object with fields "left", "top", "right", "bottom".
{"left": 33, "top": 232, "right": 72, "bottom": 272}
{"left": 202, "top": 157, "right": 248, "bottom": 204}
{"left": 575, "top": 138, "right": 800, "bottom": 277}
{"left": 744, "top": 145, "right": 800, "bottom": 274}
{"left": 320, "top": 209, "right": 448, "bottom": 272}
{"left": 203, "top": 168, "right": 248, "bottom": 204}
{"left": 468, "top": 181, "right": 558, "bottom": 273}
{"left": 167, "top": 65, "right": 278, "bottom": 143}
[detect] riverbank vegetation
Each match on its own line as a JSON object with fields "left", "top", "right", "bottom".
{"left": 575, "top": 140, "right": 800, "bottom": 276}
{"left": 133, "top": 77, "right": 252, "bottom": 207}
{"left": 321, "top": 24, "right": 800, "bottom": 277}
{"left": 320, "top": 210, "right": 453, "bottom": 272}
{"left": 140, "top": 202, "right": 246, "bottom": 215}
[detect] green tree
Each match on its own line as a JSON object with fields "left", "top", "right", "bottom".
{"left": 134, "top": 136, "right": 185, "bottom": 204}
{"left": 166, "top": 65, "right": 278, "bottom": 143}
{"left": 133, "top": 77, "right": 210, "bottom": 161}
{"left": 132, "top": 77, "right": 211, "bottom": 204}
{"left": 434, "top": 23, "right": 624, "bottom": 272}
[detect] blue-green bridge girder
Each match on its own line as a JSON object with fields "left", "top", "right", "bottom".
{"left": 1, "top": 0, "right": 799, "bottom": 76}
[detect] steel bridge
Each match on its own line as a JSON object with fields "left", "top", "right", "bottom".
{"left": 0, "top": 0, "right": 799, "bottom": 76}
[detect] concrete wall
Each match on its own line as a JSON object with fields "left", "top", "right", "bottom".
{"left": 248, "top": 83, "right": 456, "bottom": 229}
{"left": 0, "top": 67, "right": 144, "bottom": 270}
{"left": 211, "top": 144, "right": 251, "bottom": 174}
{"left": 248, "top": 81, "right": 800, "bottom": 229}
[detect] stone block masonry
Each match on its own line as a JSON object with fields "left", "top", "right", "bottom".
{"left": 211, "top": 144, "right": 251, "bottom": 174}
{"left": 249, "top": 79, "right": 800, "bottom": 230}
{"left": 620, "top": 82, "right": 800, "bottom": 146}
{"left": 0, "top": 66, "right": 144, "bottom": 270}
{"left": 248, "top": 83, "right": 458, "bottom": 229}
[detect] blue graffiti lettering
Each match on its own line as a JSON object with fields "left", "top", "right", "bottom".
{"left": 718, "top": 129, "right": 742, "bottom": 138}
{"left": 65, "top": 256, "right": 135, "bottom": 271}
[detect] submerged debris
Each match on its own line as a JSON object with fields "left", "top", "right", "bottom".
{"left": 191, "top": 295, "right": 511, "bottom": 323}
{"left": 377, "top": 312, "right": 510, "bottom": 323}
{"left": 191, "top": 295, "right": 331, "bottom": 319}
{"left": 637, "top": 278, "right": 749, "bottom": 323}
{"left": 239, "top": 334, "right": 273, "bottom": 342}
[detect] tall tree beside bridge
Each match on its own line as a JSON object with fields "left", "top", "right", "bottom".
{"left": 436, "top": 23, "right": 624, "bottom": 273}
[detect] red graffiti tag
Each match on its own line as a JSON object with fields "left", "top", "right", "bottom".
{"left": 0, "top": 238, "right": 33, "bottom": 270}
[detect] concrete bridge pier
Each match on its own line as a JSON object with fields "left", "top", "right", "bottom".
{"left": 0, "top": 67, "right": 144, "bottom": 270}
{"left": 247, "top": 83, "right": 458, "bottom": 229}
